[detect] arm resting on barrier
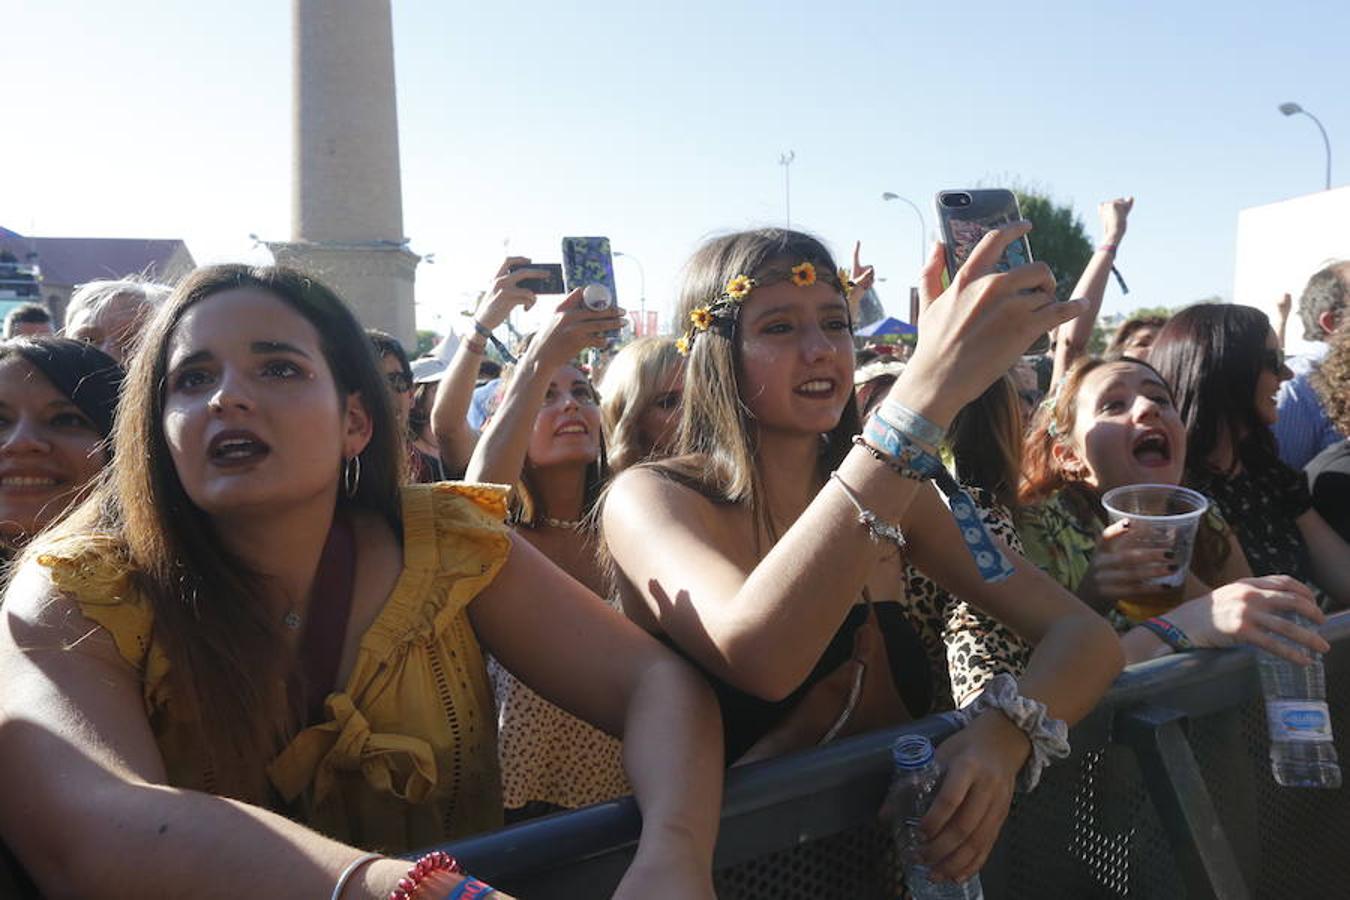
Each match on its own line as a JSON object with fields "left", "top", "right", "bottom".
{"left": 469, "top": 533, "right": 723, "bottom": 900}
{"left": 1120, "top": 576, "right": 1329, "bottom": 665}
{"left": 0, "top": 564, "right": 415, "bottom": 900}
{"left": 898, "top": 484, "right": 1123, "bottom": 884}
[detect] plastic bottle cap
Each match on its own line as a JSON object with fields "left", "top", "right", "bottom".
{"left": 892, "top": 734, "right": 935, "bottom": 769}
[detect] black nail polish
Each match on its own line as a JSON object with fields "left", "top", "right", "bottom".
{"left": 1163, "top": 549, "right": 1177, "bottom": 560}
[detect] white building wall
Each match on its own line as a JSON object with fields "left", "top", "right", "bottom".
{"left": 1233, "top": 187, "right": 1350, "bottom": 359}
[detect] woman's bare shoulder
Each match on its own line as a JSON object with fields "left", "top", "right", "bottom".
{"left": 606, "top": 459, "right": 725, "bottom": 530}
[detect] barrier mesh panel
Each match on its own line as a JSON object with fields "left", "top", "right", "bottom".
{"left": 996, "top": 745, "right": 1184, "bottom": 899}
{"left": 1241, "top": 651, "right": 1350, "bottom": 899}
{"left": 712, "top": 822, "right": 903, "bottom": 900}
{"left": 709, "top": 642, "right": 1349, "bottom": 900}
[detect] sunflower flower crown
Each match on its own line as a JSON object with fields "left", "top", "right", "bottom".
{"left": 676, "top": 261, "right": 855, "bottom": 355}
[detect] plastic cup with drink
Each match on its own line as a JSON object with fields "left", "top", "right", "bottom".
{"left": 1100, "top": 484, "right": 1210, "bottom": 623}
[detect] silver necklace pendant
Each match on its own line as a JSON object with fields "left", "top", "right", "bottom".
{"left": 541, "top": 516, "right": 583, "bottom": 529}
{"left": 283, "top": 610, "right": 303, "bottom": 630}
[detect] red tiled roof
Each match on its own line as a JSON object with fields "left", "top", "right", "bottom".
{"left": 0, "top": 228, "right": 194, "bottom": 286}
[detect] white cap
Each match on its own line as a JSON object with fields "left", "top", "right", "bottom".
{"left": 410, "top": 333, "right": 461, "bottom": 384}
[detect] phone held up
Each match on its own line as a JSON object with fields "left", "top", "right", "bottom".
{"left": 508, "top": 262, "right": 565, "bottom": 295}
{"left": 935, "top": 189, "right": 1048, "bottom": 354}
{"left": 562, "top": 236, "right": 620, "bottom": 339}
{"left": 561, "top": 237, "right": 618, "bottom": 310}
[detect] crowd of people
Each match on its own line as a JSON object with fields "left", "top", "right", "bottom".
{"left": 0, "top": 199, "right": 1346, "bottom": 898}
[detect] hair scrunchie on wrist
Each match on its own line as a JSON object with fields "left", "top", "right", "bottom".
{"left": 961, "top": 673, "right": 1071, "bottom": 793}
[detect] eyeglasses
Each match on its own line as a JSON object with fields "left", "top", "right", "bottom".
{"left": 385, "top": 371, "right": 413, "bottom": 394}
{"left": 1260, "top": 348, "right": 1286, "bottom": 374}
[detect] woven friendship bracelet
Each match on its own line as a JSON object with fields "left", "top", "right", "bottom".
{"left": 1141, "top": 616, "right": 1193, "bottom": 652}
{"left": 876, "top": 400, "right": 945, "bottom": 451}
{"left": 862, "top": 415, "right": 945, "bottom": 479}
{"left": 448, "top": 878, "right": 498, "bottom": 899}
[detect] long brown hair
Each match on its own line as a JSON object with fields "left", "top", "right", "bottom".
{"left": 27, "top": 265, "right": 404, "bottom": 800}
{"left": 645, "top": 228, "right": 858, "bottom": 546}
{"left": 1147, "top": 303, "right": 1279, "bottom": 478}
{"left": 949, "top": 374, "right": 1024, "bottom": 512}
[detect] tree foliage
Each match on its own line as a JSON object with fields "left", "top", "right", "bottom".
{"left": 415, "top": 329, "right": 439, "bottom": 357}
{"left": 1013, "top": 189, "right": 1093, "bottom": 303}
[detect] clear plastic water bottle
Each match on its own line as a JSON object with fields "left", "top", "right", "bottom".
{"left": 882, "top": 734, "right": 985, "bottom": 899}
{"left": 1257, "top": 611, "right": 1341, "bottom": 788}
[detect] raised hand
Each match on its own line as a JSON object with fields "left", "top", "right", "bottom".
{"left": 1099, "top": 197, "right": 1134, "bottom": 244}
{"left": 847, "top": 240, "right": 877, "bottom": 318}
{"left": 524, "top": 289, "right": 627, "bottom": 372}
{"left": 892, "top": 222, "right": 1085, "bottom": 427}
{"left": 476, "top": 257, "right": 552, "bottom": 331}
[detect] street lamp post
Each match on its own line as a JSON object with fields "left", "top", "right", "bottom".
{"left": 1279, "top": 102, "right": 1332, "bottom": 191}
{"left": 779, "top": 151, "right": 796, "bottom": 228}
{"left": 614, "top": 250, "right": 647, "bottom": 335}
{"left": 880, "top": 191, "right": 928, "bottom": 278}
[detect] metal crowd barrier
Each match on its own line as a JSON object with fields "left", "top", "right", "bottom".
{"left": 3, "top": 615, "right": 1346, "bottom": 898}
{"left": 443, "top": 611, "right": 1350, "bottom": 899}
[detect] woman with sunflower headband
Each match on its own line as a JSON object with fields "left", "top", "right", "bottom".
{"left": 602, "top": 224, "right": 1123, "bottom": 885}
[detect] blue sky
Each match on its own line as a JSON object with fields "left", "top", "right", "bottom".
{"left": 6, "top": 0, "right": 1345, "bottom": 339}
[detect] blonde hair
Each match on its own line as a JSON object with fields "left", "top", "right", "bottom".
{"left": 599, "top": 337, "right": 683, "bottom": 472}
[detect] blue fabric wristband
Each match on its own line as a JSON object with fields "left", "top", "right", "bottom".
{"left": 448, "top": 877, "right": 497, "bottom": 899}
{"left": 860, "top": 416, "right": 1015, "bottom": 583}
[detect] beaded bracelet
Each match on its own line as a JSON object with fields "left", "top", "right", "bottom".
{"left": 860, "top": 415, "right": 1015, "bottom": 583}
{"left": 389, "top": 851, "right": 464, "bottom": 900}
{"left": 851, "top": 435, "right": 925, "bottom": 481}
{"left": 1141, "top": 615, "right": 1193, "bottom": 652}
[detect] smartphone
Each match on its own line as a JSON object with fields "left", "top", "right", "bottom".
{"left": 935, "top": 189, "right": 1048, "bottom": 354}
{"left": 508, "top": 262, "right": 565, "bottom": 295}
{"left": 561, "top": 236, "right": 618, "bottom": 312}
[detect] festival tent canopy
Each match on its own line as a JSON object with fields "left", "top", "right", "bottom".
{"left": 855, "top": 316, "right": 917, "bottom": 337}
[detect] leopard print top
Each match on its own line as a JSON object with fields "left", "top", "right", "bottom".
{"left": 901, "top": 485, "right": 1033, "bottom": 709}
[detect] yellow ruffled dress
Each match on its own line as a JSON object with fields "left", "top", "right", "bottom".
{"left": 37, "top": 483, "right": 512, "bottom": 854}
